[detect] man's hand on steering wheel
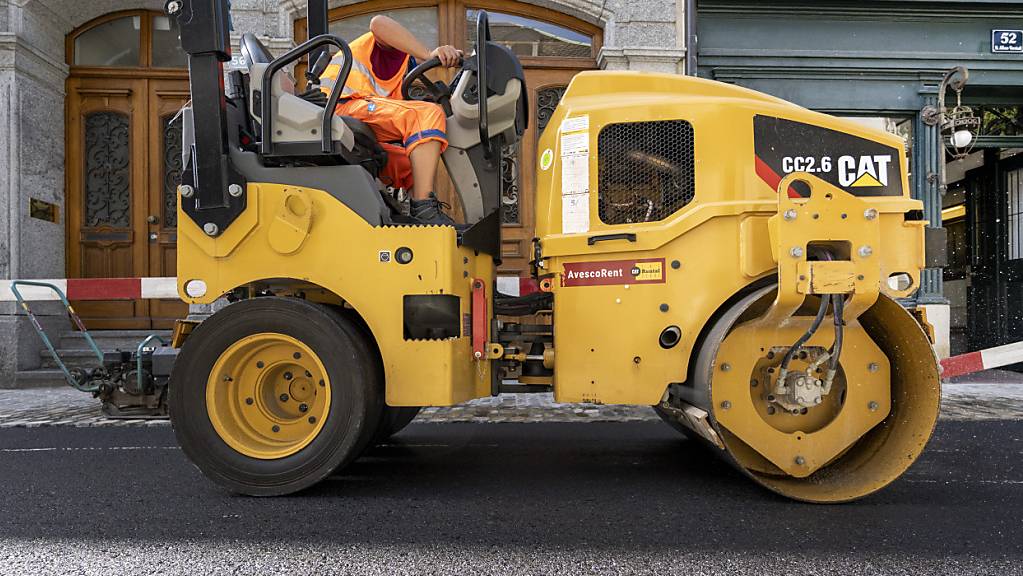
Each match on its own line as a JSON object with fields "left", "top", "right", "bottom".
{"left": 430, "top": 45, "right": 463, "bottom": 68}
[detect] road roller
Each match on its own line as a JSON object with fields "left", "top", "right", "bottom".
{"left": 165, "top": 0, "right": 941, "bottom": 501}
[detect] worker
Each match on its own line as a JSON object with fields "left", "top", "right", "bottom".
{"left": 319, "top": 16, "right": 463, "bottom": 225}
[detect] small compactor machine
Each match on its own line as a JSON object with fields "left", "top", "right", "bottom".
{"left": 164, "top": 0, "right": 941, "bottom": 502}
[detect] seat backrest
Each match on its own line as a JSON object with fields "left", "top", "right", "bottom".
{"left": 239, "top": 33, "right": 357, "bottom": 154}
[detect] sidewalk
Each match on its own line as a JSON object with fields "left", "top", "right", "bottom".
{"left": 1, "top": 370, "right": 1022, "bottom": 427}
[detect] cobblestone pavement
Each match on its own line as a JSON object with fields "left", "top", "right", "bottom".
{"left": 1, "top": 374, "right": 1022, "bottom": 427}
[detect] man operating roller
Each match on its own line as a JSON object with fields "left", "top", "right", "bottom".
{"left": 318, "top": 16, "right": 462, "bottom": 226}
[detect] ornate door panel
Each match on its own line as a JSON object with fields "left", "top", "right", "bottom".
{"left": 147, "top": 80, "right": 191, "bottom": 329}
{"left": 498, "top": 70, "right": 573, "bottom": 275}
{"left": 67, "top": 76, "right": 149, "bottom": 329}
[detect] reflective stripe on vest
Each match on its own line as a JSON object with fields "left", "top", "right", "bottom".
{"left": 319, "top": 32, "right": 410, "bottom": 100}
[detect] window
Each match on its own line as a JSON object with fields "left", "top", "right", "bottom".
{"left": 74, "top": 16, "right": 141, "bottom": 67}
{"left": 466, "top": 9, "right": 593, "bottom": 58}
{"left": 1008, "top": 167, "right": 1023, "bottom": 261}
{"left": 598, "top": 121, "right": 696, "bottom": 225}
{"left": 151, "top": 15, "right": 188, "bottom": 68}
{"left": 70, "top": 11, "right": 188, "bottom": 69}
{"left": 330, "top": 8, "right": 439, "bottom": 48}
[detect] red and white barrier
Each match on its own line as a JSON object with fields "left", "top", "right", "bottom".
{"left": 940, "top": 341, "right": 1023, "bottom": 379}
{"left": 4, "top": 276, "right": 539, "bottom": 301}
{"left": 0, "top": 278, "right": 178, "bottom": 302}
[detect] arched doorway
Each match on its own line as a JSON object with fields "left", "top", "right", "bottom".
{"left": 65, "top": 10, "right": 190, "bottom": 329}
{"left": 296, "top": 1, "right": 603, "bottom": 274}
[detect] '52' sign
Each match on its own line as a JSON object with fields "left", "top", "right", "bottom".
{"left": 993, "top": 30, "right": 1023, "bottom": 53}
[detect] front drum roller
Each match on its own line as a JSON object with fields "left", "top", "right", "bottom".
{"left": 678, "top": 285, "right": 940, "bottom": 503}
{"left": 169, "top": 297, "right": 383, "bottom": 496}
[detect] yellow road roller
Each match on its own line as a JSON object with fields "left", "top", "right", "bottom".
{"left": 165, "top": 0, "right": 940, "bottom": 502}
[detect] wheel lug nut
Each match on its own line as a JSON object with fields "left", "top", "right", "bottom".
{"left": 308, "top": 416, "right": 316, "bottom": 424}
{"left": 283, "top": 372, "right": 293, "bottom": 380}
{"left": 245, "top": 397, "right": 254, "bottom": 405}
{"left": 293, "top": 352, "right": 302, "bottom": 359}
{"left": 299, "top": 404, "right": 309, "bottom": 413}
{"left": 272, "top": 425, "right": 280, "bottom": 433}
{"left": 256, "top": 361, "right": 265, "bottom": 369}
{"left": 305, "top": 370, "right": 312, "bottom": 378}
{"left": 319, "top": 379, "right": 325, "bottom": 387}
{"left": 280, "top": 394, "right": 289, "bottom": 402}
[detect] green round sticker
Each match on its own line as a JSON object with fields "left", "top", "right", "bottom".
{"left": 540, "top": 148, "right": 554, "bottom": 171}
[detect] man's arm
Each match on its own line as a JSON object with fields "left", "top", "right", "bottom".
{"left": 369, "top": 15, "right": 462, "bottom": 67}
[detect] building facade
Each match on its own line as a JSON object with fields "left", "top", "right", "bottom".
{"left": 1, "top": 0, "right": 1021, "bottom": 386}
{"left": 0, "top": 0, "right": 692, "bottom": 385}
{"left": 695, "top": 0, "right": 1023, "bottom": 357}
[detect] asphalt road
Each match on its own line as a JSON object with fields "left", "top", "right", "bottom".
{"left": 0, "top": 421, "right": 1021, "bottom": 575}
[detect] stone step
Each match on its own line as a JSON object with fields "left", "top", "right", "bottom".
{"left": 58, "top": 330, "right": 173, "bottom": 352}
{"left": 11, "top": 370, "right": 70, "bottom": 389}
{"left": 39, "top": 349, "right": 110, "bottom": 370}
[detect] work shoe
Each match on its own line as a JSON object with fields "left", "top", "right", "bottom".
{"left": 410, "top": 192, "right": 456, "bottom": 226}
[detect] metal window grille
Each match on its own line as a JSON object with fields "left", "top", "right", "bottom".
{"left": 597, "top": 120, "right": 695, "bottom": 225}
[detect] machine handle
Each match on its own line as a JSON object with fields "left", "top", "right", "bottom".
{"left": 260, "top": 34, "right": 352, "bottom": 156}
{"left": 587, "top": 233, "right": 637, "bottom": 246}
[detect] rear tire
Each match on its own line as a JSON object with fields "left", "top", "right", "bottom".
{"left": 372, "top": 406, "right": 422, "bottom": 444}
{"left": 169, "top": 297, "right": 382, "bottom": 496}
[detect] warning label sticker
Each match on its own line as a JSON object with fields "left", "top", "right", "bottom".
{"left": 561, "top": 258, "right": 666, "bottom": 287}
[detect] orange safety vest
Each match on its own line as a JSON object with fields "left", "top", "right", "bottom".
{"left": 320, "top": 32, "right": 411, "bottom": 100}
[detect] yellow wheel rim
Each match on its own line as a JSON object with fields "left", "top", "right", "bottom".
{"left": 206, "top": 333, "right": 331, "bottom": 459}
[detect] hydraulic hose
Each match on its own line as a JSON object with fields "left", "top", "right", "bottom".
{"left": 777, "top": 294, "right": 830, "bottom": 380}
{"left": 822, "top": 294, "right": 845, "bottom": 394}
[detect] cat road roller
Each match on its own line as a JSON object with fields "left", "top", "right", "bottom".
{"left": 165, "top": 0, "right": 941, "bottom": 502}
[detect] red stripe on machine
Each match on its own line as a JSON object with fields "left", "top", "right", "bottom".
{"left": 471, "top": 278, "right": 488, "bottom": 359}
{"left": 754, "top": 155, "right": 801, "bottom": 198}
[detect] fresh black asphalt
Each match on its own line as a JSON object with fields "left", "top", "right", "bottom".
{"left": 0, "top": 421, "right": 1020, "bottom": 575}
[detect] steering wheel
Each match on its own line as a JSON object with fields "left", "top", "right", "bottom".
{"left": 401, "top": 57, "right": 453, "bottom": 103}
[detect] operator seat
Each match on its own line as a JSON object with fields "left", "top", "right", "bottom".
{"left": 239, "top": 33, "right": 386, "bottom": 173}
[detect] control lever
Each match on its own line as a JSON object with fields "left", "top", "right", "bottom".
{"left": 305, "top": 50, "right": 332, "bottom": 90}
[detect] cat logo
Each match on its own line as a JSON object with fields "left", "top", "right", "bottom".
{"left": 838, "top": 155, "right": 892, "bottom": 188}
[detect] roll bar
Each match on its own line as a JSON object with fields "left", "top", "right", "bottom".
{"left": 259, "top": 34, "right": 353, "bottom": 156}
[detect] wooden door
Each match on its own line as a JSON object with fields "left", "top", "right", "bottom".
{"left": 147, "top": 80, "right": 191, "bottom": 328}
{"left": 66, "top": 76, "right": 190, "bottom": 329}
{"left": 497, "top": 70, "right": 573, "bottom": 275}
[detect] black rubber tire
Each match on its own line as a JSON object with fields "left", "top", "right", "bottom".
{"left": 169, "top": 297, "right": 383, "bottom": 496}
{"left": 372, "top": 406, "right": 422, "bottom": 444}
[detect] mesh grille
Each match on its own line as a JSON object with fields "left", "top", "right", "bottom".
{"left": 597, "top": 120, "right": 695, "bottom": 225}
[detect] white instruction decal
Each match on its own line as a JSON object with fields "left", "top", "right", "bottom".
{"left": 562, "top": 194, "right": 590, "bottom": 235}
{"left": 560, "top": 115, "right": 590, "bottom": 134}
{"left": 559, "top": 118, "right": 590, "bottom": 234}
{"left": 561, "top": 155, "right": 589, "bottom": 196}
{"left": 560, "top": 132, "right": 589, "bottom": 157}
